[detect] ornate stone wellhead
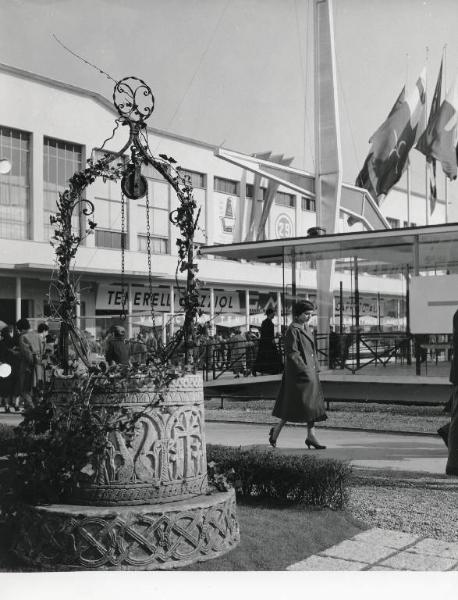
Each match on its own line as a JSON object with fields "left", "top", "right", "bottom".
{"left": 51, "top": 76, "right": 201, "bottom": 372}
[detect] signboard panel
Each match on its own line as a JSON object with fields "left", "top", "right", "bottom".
{"left": 410, "top": 275, "right": 458, "bottom": 333}
{"left": 96, "top": 284, "right": 240, "bottom": 313}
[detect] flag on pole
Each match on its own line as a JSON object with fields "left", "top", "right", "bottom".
{"left": 416, "top": 72, "right": 458, "bottom": 183}
{"left": 356, "top": 69, "right": 426, "bottom": 202}
{"left": 416, "top": 60, "right": 443, "bottom": 213}
{"left": 355, "top": 87, "right": 405, "bottom": 200}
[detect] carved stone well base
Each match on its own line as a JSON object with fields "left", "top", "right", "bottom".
{"left": 13, "top": 489, "right": 239, "bottom": 570}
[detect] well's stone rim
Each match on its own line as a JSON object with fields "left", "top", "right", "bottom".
{"left": 13, "top": 489, "right": 240, "bottom": 571}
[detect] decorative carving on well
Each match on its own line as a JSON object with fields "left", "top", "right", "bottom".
{"left": 13, "top": 490, "right": 239, "bottom": 570}
{"left": 52, "top": 374, "right": 208, "bottom": 506}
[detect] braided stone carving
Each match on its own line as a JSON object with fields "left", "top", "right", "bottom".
{"left": 13, "top": 490, "right": 239, "bottom": 570}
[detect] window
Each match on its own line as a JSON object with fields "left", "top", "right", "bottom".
{"left": 245, "top": 183, "right": 266, "bottom": 200}
{"left": 95, "top": 229, "right": 127, "bottom": 249}
{"left": 179, "top": 168, "right": 206, "bottom": 189}
{"left": 138, "top": 234, "right": 168, "bottom": 254}
{"left": 137, "top": 181, "right": 169, "bottom": 240}
{"left": 403, "top": 220, "right": 417, "bottom": 228}
{"left": 275, "top": 191, "right": 295, "bottom": 208}
{"left": 214, "top": 176, "right": 239, "bottom": 195}
{"left": 0, "top": 126, "right": 30, "bottom": 240}
{"left": 386, "top": 217, "right": 400, "bottom": 229}
{"left": 301, "top": 196, "right": 316, "bottom": 212}
{"left": 44, "top": 137, "right": 82, "bottom": 239}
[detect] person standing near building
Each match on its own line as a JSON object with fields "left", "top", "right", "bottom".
{"left": 16, "top": 318, "right": 46, "bottom": 408}
{"left": 254, "top": 308, "right": 283, "bottom": 375}
{"left": 105, "top": 325, "right": 130, "bottom": 366}
{"left": 229, "top": 328, "right": 247, "bottom": 378}
{"left": 0, "top": 325, "right": 19, "bottom": 412}
{"left": 269, "top": 300, "right": 327, "bottom": 449}
{"left": 446, "top": 308, "right": 458, "bottom": 476}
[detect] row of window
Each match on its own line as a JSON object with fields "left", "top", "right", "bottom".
{"left": 386, "top": 218, "right": 417, "bottom": 229}
{"left": 0, "top": 125, "right": 417, "bottom": 246}
{"left": 94, "top": 230, "right": 168, "bottom": 253}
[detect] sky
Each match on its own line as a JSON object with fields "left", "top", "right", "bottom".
{"left": 1, "top": 0, "right": 458, "bottom": 198}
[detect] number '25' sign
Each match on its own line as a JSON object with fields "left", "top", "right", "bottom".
{"left": 275, "top": 214, "right": 294, "bottom": 239}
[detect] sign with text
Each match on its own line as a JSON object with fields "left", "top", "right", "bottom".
{"left": 96, "top": 284, "right": 240, "bottom": 313}
{"left": 410, "top": 275, "right": 458, "bottom": 333}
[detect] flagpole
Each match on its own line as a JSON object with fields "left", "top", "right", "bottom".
{"left": 444, "top": 44, "right": 448, "bottom": 223}
{"left": 405, "top": 53, "right": 411, "bottom": 226}
{"left": 424, "top": 47, "right": 429, "bottom": 226}
{"left": 406, "top": 162, "right": 411, "bottom": 225}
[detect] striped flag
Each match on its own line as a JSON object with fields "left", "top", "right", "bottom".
{"left": 416, "top": 72, "right": 458, "bottom": 183}
{"left": 416, "top": 60, "right": 443, "bottom": 213}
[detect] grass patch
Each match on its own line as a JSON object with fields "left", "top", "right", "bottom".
{"left": 181, "top": 501, "right": 365, "bottom": 571}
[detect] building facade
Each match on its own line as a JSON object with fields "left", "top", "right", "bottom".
{"left": 0, "top": 64, "right": 447, "bottom": 337}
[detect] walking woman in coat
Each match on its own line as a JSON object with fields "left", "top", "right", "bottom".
{"left": 269, "top": 300, "right": 327, "bottom": 449}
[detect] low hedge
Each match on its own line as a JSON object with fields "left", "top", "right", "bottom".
{"left": 206, "top": 444, "right": 351, "bottom": 509}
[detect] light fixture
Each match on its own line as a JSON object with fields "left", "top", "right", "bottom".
{"left": 0, "top": 362, "right": 12, "bottom": 378}
{"left": 0, "top": 158, "right": 12, "bottom": 174}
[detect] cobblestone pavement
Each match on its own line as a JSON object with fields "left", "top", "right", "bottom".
{"left": 287, "top": 528, "right": 458, "bottom": 571}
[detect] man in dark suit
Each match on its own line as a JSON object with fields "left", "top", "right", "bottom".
{"left": 445, "top": 308, "right": 458, "bottom": 475}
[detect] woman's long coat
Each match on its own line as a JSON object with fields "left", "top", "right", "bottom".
{"left": 272, "top": 322, "right": 327, "bottom": 423}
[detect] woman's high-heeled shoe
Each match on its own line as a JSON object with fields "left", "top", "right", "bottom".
{"left": 268, "top": 427, "right": 276, "bottom": 448}
{"left": 305, "top": 438, "right": 326, "bottom": 450}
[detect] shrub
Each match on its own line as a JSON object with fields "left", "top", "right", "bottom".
{"left": 0, "top": 424, "right": 16, "bottom": 457}
{"left": 206, "top": 444, "right": 351, "bottom": 510}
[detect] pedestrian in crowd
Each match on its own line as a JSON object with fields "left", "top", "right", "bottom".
{"left": 244, "top": 330, "right": 257, "bottom": 376}
{"left": 130, "top": 332, "right": 148, "bottom": 365}
{"left": 254, "top": 308, "right": 283, "bottom": 375}
{"left": 328, "top": 325, "right": 339, "bottom": 369}
{"left": 16, "top": 318, "right": 46, "bottom": 408}
{"left": 229, "top": 328, "right": 247, "bottom": 378}
{"left": 105, "top": 325, "right": 130, "bottom": 366}
{"left": 0, "top": 325, "right": 20, "bottom": 412}
{"left": 83, "top": 330, "right": 102, "bottom": 355}
{"left": 145, "top": 331, "right": 158, "bottom": 356}
{"left": 269, "top": 300, "right": 327, "bottom": 449}
{"left": 219, "top": 333, "right": 229, "bottom": 369}
{"left": 445, "top": 308, "right": 458, "bottom": 475}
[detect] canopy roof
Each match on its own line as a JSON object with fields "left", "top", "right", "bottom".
{"left": 201, "top": 222, "right": 458, "bottom": 272}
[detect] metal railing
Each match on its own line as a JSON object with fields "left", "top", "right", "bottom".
{"left": 315, "top": 331, "right": 413, "bottom": 374}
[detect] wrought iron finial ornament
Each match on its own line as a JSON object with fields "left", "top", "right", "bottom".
{"left": 113, "top": 76, "right": 155, "bottom": 123}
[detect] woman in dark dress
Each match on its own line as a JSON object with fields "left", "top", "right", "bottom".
{"left": 0, "top": 325, "right": 19, "bottom": 412}
{"left": 254, "top": 308, "right": 283, "bottom": 375}
{"left": 269, "top": 300, "right": 327, "bottom": 449}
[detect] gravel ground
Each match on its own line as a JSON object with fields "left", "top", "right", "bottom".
{"left": 348, "top": 485, "right": 458, "bottom": 542}
{"left": 205, "top": 399, "right": 458, "bottom": 543}
{"left": 204, "top": 399, "right": 449, "bottom": 433}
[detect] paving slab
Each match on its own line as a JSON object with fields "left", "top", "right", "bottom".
{"left": 380, "top": 550, "right": 457, "bottom": 571}
{"left": 352, "top": 528, "right": 421, "bottom": 549}
{"left": 320, "top": 539, "right": 395, "bottom": 563}
{"left": 408, "top": 538, "right": 458, "bottom": 559}
{"left": 286, "top": 528, "right": 458, "bottom": 572}
{"left": 287, "top": 555, "right": 367, "bottom": 571}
